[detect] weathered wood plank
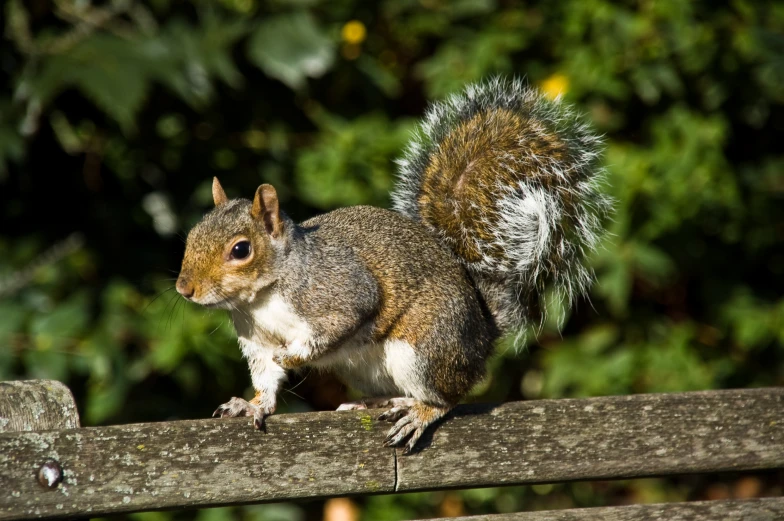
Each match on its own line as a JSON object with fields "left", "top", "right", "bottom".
{"left": 0, "top": 380, "right": 80, "bottom": 433}
{"left": 0, "top": 411, "right": 394, "bottom": 520}
{"left": 396, "top": 389, "right": 784, "bottom": 492}
{"left": 416, "top": 497, "right": 784, "bottom": 521}
{"left": 0, "top": 388, "right": 782, "bottom": 520}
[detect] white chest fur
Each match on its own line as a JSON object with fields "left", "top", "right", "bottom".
{"left": 232, "top": 292, "right": 313, "bottom": 348}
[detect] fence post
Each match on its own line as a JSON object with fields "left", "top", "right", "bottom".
{"left": 0, "top": 380, "right": 80, "bottom": 433}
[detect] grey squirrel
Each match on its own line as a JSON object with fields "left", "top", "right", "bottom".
{"left": 176, "top": 78, "right": 611, "bottom": 453}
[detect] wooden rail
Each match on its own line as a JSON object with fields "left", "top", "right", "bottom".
{"left": 0, "top": 385, "right": 782, "bottom": 520}
{"left": 414, "top": 498, "right": 784, "bottom": 520}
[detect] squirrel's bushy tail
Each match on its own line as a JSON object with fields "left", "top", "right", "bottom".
{"left": 392, "top": 77, "right": 612, "bottom": 335}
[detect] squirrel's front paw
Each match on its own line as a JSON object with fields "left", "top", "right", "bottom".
{"left": 212, "top": 397, "right": 274, "bottom": 431}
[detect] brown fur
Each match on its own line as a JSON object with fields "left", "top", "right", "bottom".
{"left": 249, "top": 391, "right": 264, "bottom": 406}
{"left": 296, "top": 206, "right": 497, "bottom": 405}
{"left": 417, "top": 108, "right": 574, "bottom": 265}
{"left": 178, "top": 198, "right": 276, "bottom": 305}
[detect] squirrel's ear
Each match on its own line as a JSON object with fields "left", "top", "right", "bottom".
{"left": 212, "top": 177, "right": 229, "bottom": 206}
{"left": 251, "top": 184, "right": 283, "bottom": 238}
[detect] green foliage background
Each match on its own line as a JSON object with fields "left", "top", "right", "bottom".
{"left": 1, "top": 0, "right": 783, "bottom": 519}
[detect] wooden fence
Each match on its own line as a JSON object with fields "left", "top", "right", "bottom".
{"left": 1, "top": 380, "right": 782, "bottom": 520}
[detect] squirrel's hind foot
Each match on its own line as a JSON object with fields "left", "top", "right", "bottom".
{"left": 381, "top": 402, "right": 451, "bottom": 455}
{"left": 212, "top": 397, "right": 273, "bottom": 431}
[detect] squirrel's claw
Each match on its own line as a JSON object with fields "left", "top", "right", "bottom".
{"left": 381, "top": 403, "right": 451, "bottom": 454}
{"left": 403, "top": 431, "right": 426, "bottom": 455}
{"left": 212, "top": 397, "right": 273, "bottom": 432}
{"left": 383, "top": 414, "right": 414, "bottom": 445}
{"left": 253, "top": 409, "right": 268, "bottom": 432}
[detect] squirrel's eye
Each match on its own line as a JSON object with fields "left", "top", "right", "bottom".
{"left": 230, "top": 241, "right": 251, "bottom": 260}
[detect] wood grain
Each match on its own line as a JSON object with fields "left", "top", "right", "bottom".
{"left": 0, "top": 388, "right": 782, "bottom": 520}
{"left": 397, "top": 389, "right": 784, "bottom": 491}
{"left": 0, "top": 409, "right": 394, "bottom": 520}
{"left": 416, "top": 498, "right": 784, "bottom": 521}
{"left": 0, "top": 380, "right": 80, "bottom": 433}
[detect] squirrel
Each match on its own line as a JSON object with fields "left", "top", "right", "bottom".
{"left": 176, "top": 78, "right": 611, "bottom": 453}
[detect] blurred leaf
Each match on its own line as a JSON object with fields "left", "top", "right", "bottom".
{"left": 0, "top": 106, "right": 25, "bottom": 175}
{"left": 21, "top": 349, "right": 71, "bottom": 382}
{"left": 244, "top": 504, "right": 306, "bottom": 521}
{"left": 156, "top": 16, "right": 248, "bottom": 105}
{"left": 31, "top": 35, "right": 161, "bottom": 130}
{"left": 541, "top": 324, "right": 634, "bottom": 397}
{"left": 30, "top": 292, "right": 89, "bottom": 351}
{"left": 642, "top": 324, "right": 715, "bottom": 392}
{"left": 85, "top": 378, "right": 129, "bottom": 424}
{"left": 595, "top": 254, "right": 632, "bottom": 316}
{"left": 296, "top": 112, "right": 413, "bottom": 208}
{"left": 447, "top": 0, "right": 498, "bottom": 18}
{"left": 356, "top": 55, "right": 402, "bottom": 97}
{"left": 129, "top": 510, "right": 173, "bottom": 521}
{"left": 247, "top": 11, "right": 335, "bottom": 89}
{"left": 722, "top": 291, "right": 784, "bottom": 350}
{"left": 629, "top": 242, "right": 675, "bottom": 284}
{"left": 26, "top": 18, "right": 247, "bottom": 129}
{"left": 417, "top": 28, "right": 528, "bottom": 98}
{"left": 0, "top": 303, "right": 26, "bottom": 347}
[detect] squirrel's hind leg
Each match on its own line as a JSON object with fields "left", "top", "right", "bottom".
{"left": 381, "top": 402, "right": 451, "bottom": 454}
{"left": 336, "top": 396, "right": 417, "bottom": 411}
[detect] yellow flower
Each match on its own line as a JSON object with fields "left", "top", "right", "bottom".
{"left": 342, "top": 20, "right": 366, "bottom": 45}
{"left": 541, "top": 73, "right": 569, "bottom": 100}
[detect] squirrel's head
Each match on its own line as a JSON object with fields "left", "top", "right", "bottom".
{"left": 176, "top": 178, "right": 289, "bottom": 308}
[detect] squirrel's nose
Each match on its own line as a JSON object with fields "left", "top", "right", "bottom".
{"left": 176, "top": 277, "right": 195, "bottom": 299}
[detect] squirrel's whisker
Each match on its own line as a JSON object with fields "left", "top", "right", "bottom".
{"left": 155, "top": 291, "right": 180, "bottom": 332}
{"left": 143, "top": 286, "right": 175, "bottom": 315}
